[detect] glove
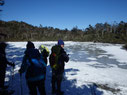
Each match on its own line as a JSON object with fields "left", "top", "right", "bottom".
{"left": 63, "top": 53, "right": 69, "bottom": 62}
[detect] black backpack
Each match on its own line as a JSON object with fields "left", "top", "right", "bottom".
{"left": 49, "top": 45, "right": 61, "bottom": 69}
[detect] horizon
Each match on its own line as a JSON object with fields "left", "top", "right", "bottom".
{"left": 0, "top": 0, "right": 127, "bottom": 30}
{"left": 1, "top": 19, "right": 126, "bottom": 31}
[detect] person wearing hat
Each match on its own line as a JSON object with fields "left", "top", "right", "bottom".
{"left": 49, "top": 40, "right": 69, "bottom": 95}
{"left": 39, "top": 44, "right": 49, "bottom": 81}
{"left": 0, "top": 42, "right": 15, "bottom": 90}
{"left": 19, "top": 41, "right": 46, "bottom": 95}
{"left": 58, "top": 40, "right": 64, "bottom": 48}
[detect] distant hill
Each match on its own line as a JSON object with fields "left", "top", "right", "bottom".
{"left": 0, "top": 20, "right": 127, "bottom": 44}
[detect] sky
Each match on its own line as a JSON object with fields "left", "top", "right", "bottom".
{"left": 0, "top": 0, "right": 127, "bottom": 30}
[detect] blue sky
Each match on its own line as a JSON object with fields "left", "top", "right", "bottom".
{"left": 1, "top": 0, "right": 127, "bottom": 30}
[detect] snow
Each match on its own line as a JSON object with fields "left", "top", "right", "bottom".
{"left": 98, "top": 45, "right": 127, "bottom": 64}
{"left": 4, "top": 42, "right": 127, "bottom": 95}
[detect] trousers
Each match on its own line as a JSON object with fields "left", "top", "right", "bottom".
{"left": 0, "top": 68, "right": 6, "bottom": 88}
{"left": 51, "top": 69, "right": 63, "bottom": 92}
{"left": 27, "top": 79, "right": 46, "bottom": 95}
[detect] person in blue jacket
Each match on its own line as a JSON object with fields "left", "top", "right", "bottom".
{"left": 19, "top": 41, "right": 46, "bottom": 95}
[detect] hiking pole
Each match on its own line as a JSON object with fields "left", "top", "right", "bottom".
{"left": 11, "top": 63, "right": 15, "bottom": 87}
{"left": 20, "top": 74, "right": 23, "bottom": 95}
{"left": 7, "top": 62, "right": 15, "bottom": 89}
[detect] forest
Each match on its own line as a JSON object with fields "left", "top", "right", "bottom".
{"left": 0, "top": 20, "right": 127, "bottom": 44}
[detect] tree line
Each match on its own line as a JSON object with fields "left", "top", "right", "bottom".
{"left": 0, "top": 20, "right": 127, "bottom": 44}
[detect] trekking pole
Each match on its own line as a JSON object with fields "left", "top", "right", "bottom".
{"left": 8, "top": 62, "right": 15, "bottom": 88}
{"left": 11, "top": 63, "right": 15, "bottom": 86}
{"left": 20, "top": 74, "right": 23, "bottom": 95}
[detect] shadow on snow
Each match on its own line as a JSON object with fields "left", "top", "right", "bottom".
{"left": 5, "top": 43, "right": 103, "bottom": 95}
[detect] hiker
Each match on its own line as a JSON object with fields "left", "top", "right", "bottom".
{"left": 39, "top": 44, "right": 49, "bottom": 65}
{"left": 19, "top": 41, "right": 46, "bottom": 95}
{"left": 49, "top": 40, "right": 69, "bottom": 95}
{"left": 0, "top": 42, "right": 15, "bottom": 90}
{"left": 39, "top": 44, "right": 49, "bottom": 80}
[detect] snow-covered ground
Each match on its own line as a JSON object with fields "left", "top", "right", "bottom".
{"left": 4, "top": 41, "right": 127, "bottom": 95}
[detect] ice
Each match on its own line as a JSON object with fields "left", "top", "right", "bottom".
{"left": 4, "top": 42, "right": 127, "bottom": 95}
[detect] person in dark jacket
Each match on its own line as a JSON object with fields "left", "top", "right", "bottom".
{"left": 19, "top": 41, "right": 46, "bottom": 95}
{"left": 39, "top": 45, "right": 49, "bottom": 65}
{"left": 0, "top": 42, "right": 15, "bottom": 89}
{"left": 39, "top": 45, "right": 49, "bottom": 81}
{"left": 50, "top": 40, "right": 69, "bottom": 95}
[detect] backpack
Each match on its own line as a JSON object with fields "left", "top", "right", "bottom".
{"left": 25, "top": 48, "right": 46, "bottom": 81}
{"left": 39, "top": 45, "right": 49, "bottom": 57}
{"left": 49, "top": 45, "right": 61, "bottom": 69}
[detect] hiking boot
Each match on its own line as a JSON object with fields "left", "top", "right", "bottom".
{"left": 56, "top": 90, "right": 64, "bottom": 95}
{"left": 6, "top": 90, "right": 15, "bottom": 95}
{"left": 0, "top": 89, "right": 14, "bottom": 95}
{"left": 52, "top": 89, "right": 57, "bottom": 94}
{"left": 3, "top": 85, "right": 9, "bottom": 89}
{"left": 0, "top": 85, "right": 9, "bottom": 90}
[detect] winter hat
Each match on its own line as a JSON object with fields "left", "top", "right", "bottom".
{"left": 58, "top": 40, "right": 64, "bottom": 45}
{"left": 26, "top": 41, "right": 35, "bottom": 49}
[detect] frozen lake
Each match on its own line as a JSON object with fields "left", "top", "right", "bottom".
{"left": 65, "top": 42, "right": 127, "bottom": 69}
{"left": 4, "top": 41, "right": 127, "bottom": 95}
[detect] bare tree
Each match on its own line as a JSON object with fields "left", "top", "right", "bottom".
{"left": 0, "top": 0, "right": 4, "bottom": 6}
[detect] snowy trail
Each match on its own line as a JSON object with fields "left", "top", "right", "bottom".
{"left": 4, "top": 42, "right": 127, "bottom": 95}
